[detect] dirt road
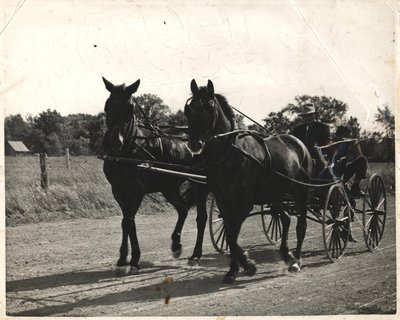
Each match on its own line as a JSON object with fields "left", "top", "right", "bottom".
{"left": 6, "top": 196, "right": 396, "bottom": 316}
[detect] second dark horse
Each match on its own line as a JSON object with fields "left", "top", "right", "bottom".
{"left": 102, "top": 77, "right": 208, "bottom": 274}
{"left": 184, "top": 79, "right": 313, "bottom": 283}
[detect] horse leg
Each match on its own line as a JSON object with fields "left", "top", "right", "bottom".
{"left": 170, "top": 204, "right": 189, "bottom": 259}
{"left": 234, "top": 201, "right": 257, "bottom": 276}
{"left": 222, "top": 200, "right": 255, "bottom": 283}
{"left": 113, "top": 185, "right": 144, "bottom": 275}
{"left": 211, "top": 196, "right": 240, "bottom": 284}
{"left": 111, "top": 187, "right": 130, "bottom": 268}
{"left": 222, "top": 221, "right": 241, "bottom": 284}
{"left": 188, "top": 187, "right": 208, "bottom": 265}
{"left": 274, "top": 203, "right": 293, "bottom": 265}
{"left": 162, "top": 188, "right": 191, "bottom": 259}
{"left": 124, "top": 184, "right": 145, "bottom": 273}
{"left": 117, "top": 213, "right": 130, "bottom": 267}
{"left": 291, "top": 188, "right": 309, "bottom": 272}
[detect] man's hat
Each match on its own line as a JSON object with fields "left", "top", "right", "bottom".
{"left": 299, "top": 103, "right": 316, "bottom": 117}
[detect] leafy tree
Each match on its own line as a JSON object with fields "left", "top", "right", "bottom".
{"left": 67, "top": 137, "right": 91, "bottom": 156}
{"left": 341, "top": 116, "right": 361, "bottom": 138}
{"left": 63, "top": 114, "right": 94, "bottom": 139}
{"left": 375, "top": 104, "right": 394, "bottom": 137}
{"left": 26, "top": 130, "right": 63, "bottom": 156}
{"left": 43, "top": 133, "right": 63, "bottom": 156}
{"left": 32, "top": 109, "right": 65, "bottom": 136}
{"left": 4, "top": 114, "right": 31, "bottom": 141}
{"left": 287, "top": 95, "right": 348, "bottom": 126}
{"left": 88, "top": 113, "right": 106, "bottom": 155}
{"left": 235, "top": 114, "right": 247, "bottom": 130}
{"left": 360, "top": 129, "right": 383, "bottom": 139}
{"left": 261, "top": 110, "right": 291, "bottom": 134}
{"left": 24, "top": 128, "right": 46, "bottom": 153}
{"left": 166, "top": 110, "right": 187, "bottom": 126}
{"left": 134, "top": 94, "right": 171, "bottom": 125}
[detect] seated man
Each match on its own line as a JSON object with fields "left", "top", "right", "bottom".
{"left": 291, "top": 103, "right": 330, "bottom": 176}
{"left": 331, "top": 126, "right": 368, "bottom": 198}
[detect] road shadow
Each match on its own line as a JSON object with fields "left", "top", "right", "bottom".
{"left": 8, "top": 244, "right": 377, "bottom": 316}
{"left": 8, "top": 265, "right": 287, "bottom": 317}
{"left": 6, "top": 261, "right": 177, "bottom": 292}
{"left": 198, "top": 245, "right": 284, "bottom": 267}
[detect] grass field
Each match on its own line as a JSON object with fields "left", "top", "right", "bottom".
{"left": 5, "top": 156, "right": 173, "bottom": 226}
{"left": 5, "top": 156, "right": 396, "bottom": 226}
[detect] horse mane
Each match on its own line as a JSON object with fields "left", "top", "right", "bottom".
{"left": 194, "top": 87, "right": 236, "bottom": 130}
{"left": 215, "top": 94, "right": 236, "bottom": 130}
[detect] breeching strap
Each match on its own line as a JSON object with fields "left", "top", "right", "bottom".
{"left": 272, "top": 171, "right": 341, "bottom": 188}
{"left": 228, "top": 134, "right": 340, "bottom": 189}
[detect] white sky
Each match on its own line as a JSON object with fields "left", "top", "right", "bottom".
{"left": 1, "top": 0, "right": 397, "bottom": 130}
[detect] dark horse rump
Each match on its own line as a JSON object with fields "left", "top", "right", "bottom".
{"left": 102, "top": 77, "right": 208, "bottom": 275}
{"left": 205, "top": 131, "right": 312, "bottom": 207}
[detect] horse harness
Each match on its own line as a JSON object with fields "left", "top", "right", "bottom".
{"left": 206, "top": 131, "right": 339, "bottom": 188}
{"left": 203, "top": 130, "right": 271, "bottom": 170}
{"left": 120, "top": 98, "right": 167, "bottom": 161}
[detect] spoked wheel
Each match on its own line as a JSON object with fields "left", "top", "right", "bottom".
{"left": 208, "top": 194, "right": 229, "bottom": 253}
{"left": 323, "top": 184, "right": 351, "bottom": 262}
{"left": 362, "top": 174, "right": 387, "bottom": 251}
{"left": 261, "top": 205, "right": 282, "bottom": 244}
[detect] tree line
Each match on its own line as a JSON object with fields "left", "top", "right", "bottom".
{"left": 250, "top": 95, "right": 394, "bottom": 139}
{"left": 5, "top": 93, "right": 394, "bottom": 156}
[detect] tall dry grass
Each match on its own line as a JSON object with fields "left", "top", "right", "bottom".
{"left": 5, "top": 156, "right": 172, "bottom": 226}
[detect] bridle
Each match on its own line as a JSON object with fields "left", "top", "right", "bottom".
{"left": 108, "top": 97, "right": 165, "bottom": 160}
{"left": 184, "top": 95, "right": 234, "bottom": 143}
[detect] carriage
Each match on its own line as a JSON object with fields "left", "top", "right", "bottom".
{"left": 208, "top": 161, "right": 387, "bottom": 263}
{"left": 100, "top": 77, "right": 387, "bottom": 282}
{"left": 100, "top": 129, "right": 387, "bottom": 264}
{"left": 102, "top": 134, "right": 387, "bottom": 264}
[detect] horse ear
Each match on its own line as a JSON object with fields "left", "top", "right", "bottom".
{"left": 126, "top": 79, "right": 140, "bottom": 94}
{"left": 191, "top": 79, "right": 199, "bottom": 94}
{"left": 207, "top": 80, "right": 215, "bottom": 97}
{"left": 102, "top": 77, "right": 115, "bottom": 92}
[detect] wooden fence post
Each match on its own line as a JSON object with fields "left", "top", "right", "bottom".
{"left": 40, "top": 153, "right": 49, "bottom": 192}
{"left": 65, "top": 148, "right": 70, "bottom": 169}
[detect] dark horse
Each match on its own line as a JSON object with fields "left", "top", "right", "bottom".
{"left": 102, "top": 77, "right": 208, "bottom": 274}
{"left": 184, "top": 79, "right": 313, "bottom": 283}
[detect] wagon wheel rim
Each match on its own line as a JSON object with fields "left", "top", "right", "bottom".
{"left": 208, "top": 195, "right": 229, "bottom": 253}
{"left": 362, "top": 174, "right": 387, "bottom": 251}
{"left": 261, "top": 205, "right": 282, "bottom": 244}
{"left": 322, "top": 184, "right": 350, "bottom": 262}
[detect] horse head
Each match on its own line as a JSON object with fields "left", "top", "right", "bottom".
{"left": 184, "top": 79, "right": 234, "bottom": 153}
{"left": 102, "top": 77, "right": 140, "bottom": 155}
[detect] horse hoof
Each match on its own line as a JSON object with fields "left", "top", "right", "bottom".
{"left": 172, "top": 248, "right": 182, "bottom": 259}
{"left": 115, "top": 265, "right": 130, "bottom": 277}
{"left": 222, "top": 274, "right": 236, "bottom": 284}
{"left": 288, "top": 262, "right": 301, "bottom": 273}
{"left": 282, "top": 251, "right": 295, "bottom": 265}
{"left": 129, "top": 266, "right": 140, "bottom": 275}
{"left": 243, "top": 262, "right": 257, "bottom": 276}
{"left": 187, "top": 257, "right": 200, "bottom": 266}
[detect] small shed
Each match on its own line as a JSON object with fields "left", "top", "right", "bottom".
{"left": 5, "top": 141, "right": 30, "bottom": 156}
